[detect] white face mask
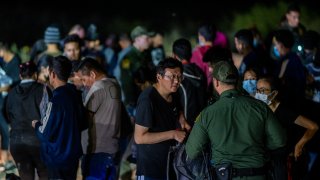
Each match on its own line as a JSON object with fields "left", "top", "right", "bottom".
{"left": 255, "top": 92, "right": 272, "bottom": 105}
{"left": 199, "top": 40, "right": 205, "bottom": 46}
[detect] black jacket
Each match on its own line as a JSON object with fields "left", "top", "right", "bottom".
{"left": 6, "top": 81, "right": 44, "bottom": 145}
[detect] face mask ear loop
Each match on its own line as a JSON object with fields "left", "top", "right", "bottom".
{"left": 267, "top": 91, "right": 277, "bottom": 105}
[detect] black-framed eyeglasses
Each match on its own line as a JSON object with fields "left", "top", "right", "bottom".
{"left": 163, "top": 74, "right": 184, "bottom": 82}
{"left": 256, "top": 88, "right": 271, "bottom": 94}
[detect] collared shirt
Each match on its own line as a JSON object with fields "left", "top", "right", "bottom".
{"left": 81, "top": 77, "right": 121, "bottom": 154}
{"left": 20, "top": 79, "right": 35, "bottom": 84}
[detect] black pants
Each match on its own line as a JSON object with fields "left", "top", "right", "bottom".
{"left": 47, "top": 163, "right": 78, "bottom": 180}
{"left": 10, "top": 143, "right": 48, "bottom": 180}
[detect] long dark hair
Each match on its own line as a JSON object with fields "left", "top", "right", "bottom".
{"left": 20, "top": 61, "right": 37, "bottom": 79}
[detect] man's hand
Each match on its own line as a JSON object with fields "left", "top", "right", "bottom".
{"left": 294, "top": 142, "right": 304, "bottom": 160}
{"left": 32, "top": 120, "right": 39, "bottom": 128}
{"left": 173, "top": 130, "right": 186, "bottom": 143}
{"left": 179, "top": 113, "right": 191, "bottom": 132}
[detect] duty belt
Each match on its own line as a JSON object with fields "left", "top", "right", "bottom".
{"left": 231, "top": 166, "right": 267, "bottom": 177}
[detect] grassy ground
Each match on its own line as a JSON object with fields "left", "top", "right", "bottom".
{"left": 0, "top": 165, "right": 19, "bottom": 180}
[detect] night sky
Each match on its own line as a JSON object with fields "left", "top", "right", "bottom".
{"left": 0, "top": 0, "right": 317, "bottom": 47}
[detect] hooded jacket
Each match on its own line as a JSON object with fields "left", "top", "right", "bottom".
{"left": 179, "top": 63, "right": 207, "bottom": 126}
{"left": 6, "top": 80, "right": 43, "bottom": 145}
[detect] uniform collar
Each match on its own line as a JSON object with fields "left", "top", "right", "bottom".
{"left": 220, "top": 89, "right": 239, "bottom": 98}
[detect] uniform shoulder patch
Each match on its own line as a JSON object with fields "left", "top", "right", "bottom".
{"left": 121, "top": 58, "right": 130, "bottom": 69}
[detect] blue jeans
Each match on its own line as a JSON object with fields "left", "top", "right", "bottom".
{"left": 136, "top": 176, "right": 165, "bottom": 180}
{"left": 0, "top": 105, "right": 9, "bottom": 150}
{"left": 81, "top": 153, "right": 117, "bottom": 180}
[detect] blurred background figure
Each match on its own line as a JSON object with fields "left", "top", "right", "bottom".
{"left": 63, "top": 34, "right": 82, "bottom": 61}
{"left": 149, "top": 32, "right": 165, "bottom": 66}
{"left": 35, "top": 25, "right": 62, "bottom": 64}
{"left": 83, "top": 24, "right": 105, "bottom": 65}
{"left": 280, "top": 3, "right": 306, "bottom": 57}
{"left": 301, "top": 30, "right": 319, "bottom": 65}
{"left": 29, "top": 40, "right": 46, "bottom": 64}
{"left": 103, "top": 33, "right": 120, "bottom": 76}
{"left": 213, "top": 29, "right": 229, "bottom": 49}
{"left": 0, "top": 43, "right": 20, "bottom": 171}
{"left": 272, "top": 29, "right": 306, "bottom": 112}
{"left": 234, "top": 29, "right": 263, "bottom": 77}
{"left": 190, "top": 24, "right": 216, "bottom": 86}
{"left": 68, "top": 24, "right": 86, "bottom": 40}
{"left": 113, "top": 33, "right": 132, "bottom": 86}
{"left": 305, "top": 50, "right": 320, "bottom": 103}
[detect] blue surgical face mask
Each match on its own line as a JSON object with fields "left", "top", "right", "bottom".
{"left": 254, "top": 91, "right": 276, "bottom": 105}
{"left": 199, "top": 40, "right": 205, "bottom": 46}
{"left": 273, "top": 46, "right": 281, "bottom": 59}
{"left": 254, "top": 93, "right": 270, "bottom": 105}
{"left": 242, "top": 79, "right": 257, "bottom": 94}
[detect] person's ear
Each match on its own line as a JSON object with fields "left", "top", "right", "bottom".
{"left": 157, "top": 74, "right": 162, "bottom": 81}
{"left": 50, "top": 71, "right": 55, "bottom": 78}
{"left": 213, "top": 78, "right": 219, "bottom": 88}
{"left": 90, "top": 71, "right": 96, "bottom": 79}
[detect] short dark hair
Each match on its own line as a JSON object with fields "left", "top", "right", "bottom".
{"left": 70, "top": 60, "right": 81, "bottom": 76}
{"left": 0, "top": 43, "right": 10, "bottom": 51}
{"left": 156, "top": 57, "right": 183, "bottom": 76}
{"left": 48, "top": 55, "right": 72, "bottom": 82}
{"left": 234, "top": 29, "right": 254, "bottom": 47}
{"left": 63, "top": 34, "right": 82, "bottom": 47}
{"left": 274, "top": 29, "right": 295, "bottom": 48}
{"left": 172, "top": 38, "right": 192, "bottom": 61}
{"left": 287, "top": 3, "right": 300, "bottom": 13}
{"left": 203, "top": 46, "right": 233, "bottom": 64}
{"left": 198, "top": 24, "right": 216, "bottom": 42}
{"left": 119, "top": 33, "right": 132, "bottom": 42}
{"left": 19, "top": 61, "right": 37, "bottom": 78}
{"left": 76, "top": 57, "right": 105, "bottom": 76}
{"left": 37, "top": 54, "right": 54, "bottom": 72}
{"left": 258, "top": 76, "right": 277, "bottom": 91}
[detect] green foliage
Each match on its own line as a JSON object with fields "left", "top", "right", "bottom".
{"left": 9, "top": 43, "right": 30, "bottom": 63}
{"left": 228, "top": 2, "right": 287, "bottom": 38}
{"left": 226, "top": 1, "right": 320, "bottom": 41}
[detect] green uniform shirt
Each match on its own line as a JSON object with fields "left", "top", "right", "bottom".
{"left": 120, "top": 47, "right": 145, "bottom": 105}
{"left": 186, "top": 89, "right": 286, "bottom": 168}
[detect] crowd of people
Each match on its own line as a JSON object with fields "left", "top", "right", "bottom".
{"left": 0, "top": 2, "right": 318, "bottom": 180}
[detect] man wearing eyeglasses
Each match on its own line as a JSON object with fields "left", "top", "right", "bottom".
{"left": 134, "top": 57, "right": 190, "bottom": 180}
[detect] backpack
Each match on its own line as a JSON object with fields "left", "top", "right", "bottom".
{"left": 167, "top": 142, "right": 212, "bottom": 180}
